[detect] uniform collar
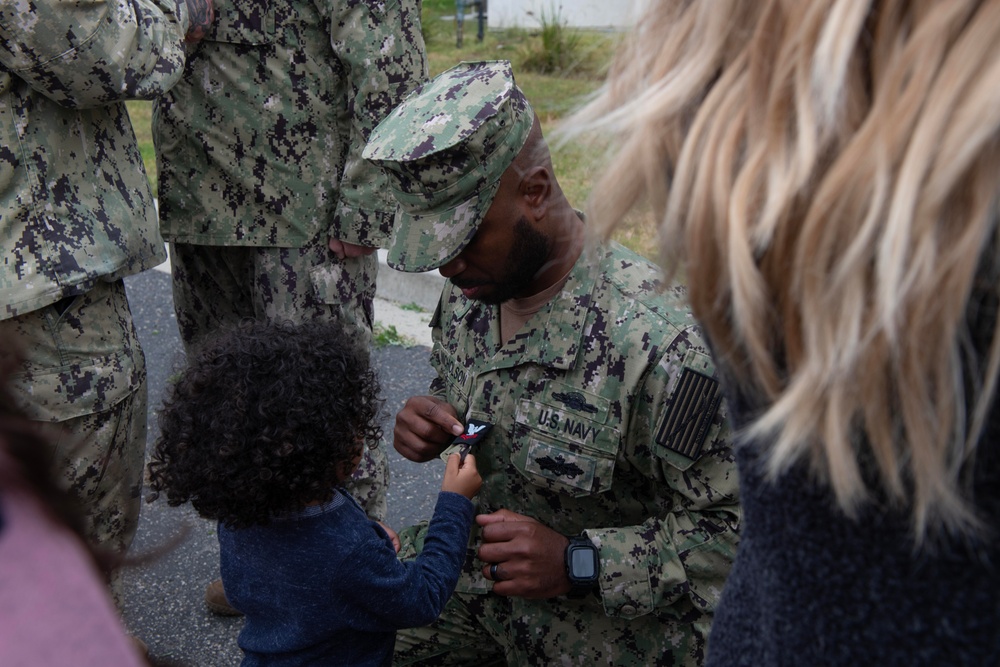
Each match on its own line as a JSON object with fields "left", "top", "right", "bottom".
{"left": 473, "top": 243, "right": 602, "bottom": 372}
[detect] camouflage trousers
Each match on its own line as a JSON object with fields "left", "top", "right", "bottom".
{"left": 393, "top": 523, "right": 711, "bottom": 666}
{"left": 0, "top": 279, "right": 147, "bottom": 605}
{"left": 168, "top": 238, "right": 387, "bottom": 519}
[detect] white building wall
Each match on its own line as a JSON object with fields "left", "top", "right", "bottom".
{"left": 488, "top": 0, "right": 649, "bottom": 30}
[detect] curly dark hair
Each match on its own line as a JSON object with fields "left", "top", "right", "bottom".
{"left": 147, "top": 319, "right": 384, "bottom": 529}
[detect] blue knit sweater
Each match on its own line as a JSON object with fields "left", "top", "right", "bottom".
{"left": 218, "top": 490, "right": 474, "bottom": 666}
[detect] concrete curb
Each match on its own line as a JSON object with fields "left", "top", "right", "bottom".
{"left": 373, "top": 250, "right": 443, "bottom": 347}
{"left": 374, "top": 249, "right": 444, "bottom": 311}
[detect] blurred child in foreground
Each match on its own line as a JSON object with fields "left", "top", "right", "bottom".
{"left": 0, "top": 339, "right": 149, "bottom": 666}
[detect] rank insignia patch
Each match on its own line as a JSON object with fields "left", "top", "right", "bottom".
{"left": 453, "top": 419, "right": 493, "bottom": 464}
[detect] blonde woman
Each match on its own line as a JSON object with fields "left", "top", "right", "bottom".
{"left": 570, "top": 1, "right": 1000, "bottom": 664}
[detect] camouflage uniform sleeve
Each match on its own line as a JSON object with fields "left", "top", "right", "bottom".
{"left": 585, "top": 333, "right": 741, "bottom": 619}
{"left": 427, "top": 298, "right": 451, "bottom": 400}
{"left": 0, "top": 0, "right": 192, "bottom": 107}
{"left": 328, "top": 0, "right": 427, "bottom": 247}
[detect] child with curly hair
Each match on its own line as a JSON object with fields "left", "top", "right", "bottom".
{"left": 147, "top": 320, "right": 481, "bottom": 666}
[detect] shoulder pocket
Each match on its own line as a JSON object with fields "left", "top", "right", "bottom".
{"left": 205, "top": 0, "right": 275, "bottom": 45}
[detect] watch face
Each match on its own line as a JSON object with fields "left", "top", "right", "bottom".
{"left": 570, "top": 546, "right": 597, "bottom": 578}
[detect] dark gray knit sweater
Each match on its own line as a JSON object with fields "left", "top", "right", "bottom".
{"left": 705, "top": 394, "right": 1000, "bottom": 667}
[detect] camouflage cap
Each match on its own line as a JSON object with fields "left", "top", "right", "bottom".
{"left": 363, "top": 60, "right": 534, "bottom": 273}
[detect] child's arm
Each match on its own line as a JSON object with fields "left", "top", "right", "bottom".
{"left": 336, "top": 456, "right": 481, "bottom": 630}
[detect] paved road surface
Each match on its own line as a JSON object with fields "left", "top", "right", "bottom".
{"left": 121, "top": 266, "right": 443, "bottom": 666}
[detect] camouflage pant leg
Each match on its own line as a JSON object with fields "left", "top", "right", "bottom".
{"left": 169, "top": 239, "right": 386, "bottom": 519}
{"left": 168, "top": 242, "right": 256, "bottom": 354}
{"left": 397, "top": 590, "right": 710, "bottom": 666}
{"left": 393, "top": 525, "right": 711, "bottom": 666}
{"left": 393, "top": 590, "right": 510, "bottom": 666}
{"left": 53, "top": 381, "right": 147, "bottom": 606}
{"left": 0, "top": 280, "right": 148, "bottom": 605}
{"left": 394, "top": 522, "right": 508, "bottom": 666}
{"left": 349, "top": 437, "right": 388, "bottom": 522}
{"left": 169, "top": 237, "right": 376, "bottom": 352}
{"left": 498, "top": 597, "right": 710, "bottom": 666}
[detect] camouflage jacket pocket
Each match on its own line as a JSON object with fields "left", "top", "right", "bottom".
{"left": 10, "top": 351, "right": 140, "bottom": 422}
{"left": 512, "top": 389, "right": 621, "bottom": 498}
{"left": 205, "top": 0, "right": 275, "bottom": 44}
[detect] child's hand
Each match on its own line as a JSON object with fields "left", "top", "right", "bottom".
{"left": 376, "top": 521, "right": 401, "bottom": 553}
{"left": 442, "top": 453, "right": 482, "bottom": 499}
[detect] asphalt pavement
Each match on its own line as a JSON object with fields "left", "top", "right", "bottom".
{"left": 120, "top": 256, "right": 446, "bottom": 666}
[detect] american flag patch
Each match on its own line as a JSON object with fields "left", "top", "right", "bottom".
{"left": 655, "top": 368, "right": 722, "bottom": 459}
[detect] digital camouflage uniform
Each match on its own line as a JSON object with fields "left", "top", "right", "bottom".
{"left": 153, "top": 0, "right": 428, "bottom": 518}
{"left": 365, "top": 61, "right": 741, "bottom": 665}
{"left": 0, "top": 0, "right": 194, "bottom": 599}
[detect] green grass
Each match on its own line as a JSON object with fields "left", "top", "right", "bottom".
{"left": 400, "top": 302, "right": 426, "bottom": 313}
{"left": 127, "top": 0, "right": 656, "bottom": 259}
{"left": 127, "top": 100, "right": 156, "bottom": 195}
{"left": 373, "top": 323, "right": 413, "bottom": 347}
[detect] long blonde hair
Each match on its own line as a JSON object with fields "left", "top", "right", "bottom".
{"left": 569, "top": 0, "right": 1000, "bottom": 537}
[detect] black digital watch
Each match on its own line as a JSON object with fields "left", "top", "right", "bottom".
{"left": 565, "top": 535, "right": 600, "bottom": 598}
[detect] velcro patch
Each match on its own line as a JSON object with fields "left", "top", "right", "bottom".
{"left": 523, "top": 438, "right": 600, "bottom": 495}
{"left": 655, "top": 368, "right": 722, "bottom": 460}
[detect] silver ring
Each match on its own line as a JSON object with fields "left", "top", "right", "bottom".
{"left": 489, "top": 563, "right": 499, "bottom": 581}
